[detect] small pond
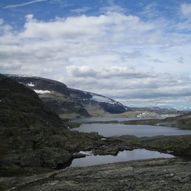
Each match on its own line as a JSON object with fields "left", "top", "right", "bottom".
{"left": 71, "top": 149, "right": 174, "bottom": 167}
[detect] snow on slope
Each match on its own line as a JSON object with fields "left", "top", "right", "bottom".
{"left": 27, "top": 82, "right": 35, "bottom": 87}
{"left": 34, "top": 89, "right": 51, "bottom": 94}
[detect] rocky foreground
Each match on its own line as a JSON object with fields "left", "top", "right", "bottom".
{"left": 0, "top": 158, "right": 191, "bottom": 191}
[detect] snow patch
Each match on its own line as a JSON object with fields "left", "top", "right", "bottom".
{"left": 78, "top": 151, "right": 93, "bottom": 156}
{"left": 27, "top": 82, "right": 35, "bottom": 87}
{"left": 34, "top": 89, "right": 51, "bottom": 94}
{"left": 137, "top": 112, "right": 158, "bottom": 118}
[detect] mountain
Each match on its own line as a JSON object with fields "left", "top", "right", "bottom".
{"left": 0, "top": 74, "right": 74, "bottom": 175}
{"left": 69, "top": 88, "right": 129, "bottom": 115}
{"left": 8, "top": 75, "right": 129, "bottom": 119}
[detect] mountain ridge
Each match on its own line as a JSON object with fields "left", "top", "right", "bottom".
{"left": 8, "top": 75, "right": 129, "bottom": 119}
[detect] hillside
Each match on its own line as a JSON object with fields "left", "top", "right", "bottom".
{"left": 0, "top": 74, "right": 73, "bottom": 175}
{"left": 8, "top": 75, "right": 128, "bottom": 119}
{"left": 124, "top": 112, "right": 191, "bottom": 130}
{"left": 0, "top": 75, "right": 100, "bottom": 176}
{"left": 160, "top": 113, "right": 191, "bottom": 129}
{"left": 69, "top": 88, "right": 129, "bottom": 115}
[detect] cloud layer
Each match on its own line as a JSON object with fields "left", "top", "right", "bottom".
{"left": 0, "top": 3, "right": 191, "bottom": 110}
{"left": 181, "top": 3, "right": 191, "bottom": 17}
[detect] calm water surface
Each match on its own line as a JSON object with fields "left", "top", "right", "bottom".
{"left": 72, "top": 117, "right": 153, "bottom": 123}
{"left": 71, "top": 149, "right": 174, "bottom": 167}
{"left": 72, "top": 123, "right": 191, "bottom": 137}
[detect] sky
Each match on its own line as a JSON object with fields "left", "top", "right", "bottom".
{"left": 0, "top": 0, "right": 191, "bottom": 110}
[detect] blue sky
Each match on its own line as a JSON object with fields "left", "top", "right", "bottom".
{"left": 0, "top": 0, "right": 191, "bottom": 110}
{"left": 0, "top": 0, "right": 190, "bottom": 27}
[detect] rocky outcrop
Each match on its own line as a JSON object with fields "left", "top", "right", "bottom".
{"left": 0, "top": 75, "right": 73, "bottom": 175}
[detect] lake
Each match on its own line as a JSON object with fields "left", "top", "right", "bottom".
{"left": 72, "top": 117, "right": 153, "bottom": 123}
{"left": 71, "top": 149, "right": 174, "bottom": 167}
{"left": 72, "top": 123, "right": 191, "bottom": 137}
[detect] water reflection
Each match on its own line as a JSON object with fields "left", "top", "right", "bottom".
{"left": 71, "top": 149, "right": 174, "bottom": 167}
{"left": 72, "top": 123, "right": 191, "bottom": 137}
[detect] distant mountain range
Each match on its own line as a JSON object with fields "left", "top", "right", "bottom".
{"left": 7, "top": 74, "right": 184, "bottom": 120}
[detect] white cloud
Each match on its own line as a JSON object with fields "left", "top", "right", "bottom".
{"left": 0, "top": 11, "right": 191, "bottom": 109}
{"left": 181, "top": 3, "right": 191, "bottom": 17}
{"left": 0, "top": 19, "right": 12, "bottom": 35}
{"left": 66, "top": 65, "right": 151, "bottom": 79}
{"left": 20, "top": 12, "right": 155, "bottom": 40}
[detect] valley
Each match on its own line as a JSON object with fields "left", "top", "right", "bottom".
{"left": 1, "top": 74, "right": 191, "bottom": 191}
{"left": 1, "top": 0, "right": 191, "bottom": 190}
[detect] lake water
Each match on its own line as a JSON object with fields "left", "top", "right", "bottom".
{"left": 72, "top": 117, "right": 153, "bottom": 123}
{"left": 72, "top": 123, "right": 191, "bottom": 137}
{"left": 72, "top": 115, "right": 179, "bottom": 123}
{"left": 71, "top": 149, "right": 174, "bottom": 167}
